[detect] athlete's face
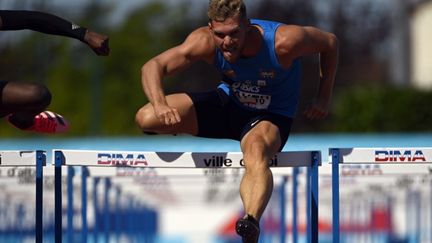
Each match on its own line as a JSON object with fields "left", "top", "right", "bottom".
{"left": 209, "top": 15, "right": 248, "bottom": 62}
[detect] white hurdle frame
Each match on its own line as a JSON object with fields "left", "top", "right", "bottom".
{"left": 53, "top": 149, "right": 321, "bottom": 243}
{"left": 0, "top": 150, "right": 46, "bottom": 243}
{"left": 330, "top": 147, "right": 432, "bottom": 243}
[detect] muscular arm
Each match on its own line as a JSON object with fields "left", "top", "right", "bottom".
{"left": 0, "top": 10, "right": 110, "bottom": 56}
{"left": 141, "top": 27, "right": 214, "bottom": 124}
{"left": 0, "top": 10, "right": 87, "bottom": 40}
{"left": 276, "top": 25, "right": 339, "bottom": 119}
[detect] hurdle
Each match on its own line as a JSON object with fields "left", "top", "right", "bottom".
{"left": 330, "top": 147, "right": 432, "bottom": 243}
{"left": 0, "top": 150, "right": 46, "bottom": 243}
{"left": 53, "top": 149, "right": 321, "bottom": 243}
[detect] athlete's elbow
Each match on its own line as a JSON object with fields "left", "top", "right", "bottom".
{"left": 141, "top": 58, "right": 165, "bottom": 76}
{"left": 141, "top": 60, "right": 153, "bottom": 76}
{"left": 327, "top": 33, "right": 339, "bottom": 51}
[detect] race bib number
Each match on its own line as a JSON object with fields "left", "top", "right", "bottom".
{"left": 234, "top": 90, "right": 271, "bottom": 109}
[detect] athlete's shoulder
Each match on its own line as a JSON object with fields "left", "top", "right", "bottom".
{"left": 186, "top": 26, "right": 213, "bottom": 45}
{"left": 276, "top": 25, "right": 307, "bottom": 41}
{"left": 273, "top": 25, "right": 308, "bottom": 67}
{"left": 182, "top": 26, "right": 215, "bottom": 62}
{"left": 275, "top": 25, "right": 312, "bottom": 52}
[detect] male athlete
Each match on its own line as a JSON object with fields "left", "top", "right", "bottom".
{"left": 135, "top": 0, "right": 338, "bottom": 242}
{"left": 0, "top": 10, "right": 109, "bottom": 133}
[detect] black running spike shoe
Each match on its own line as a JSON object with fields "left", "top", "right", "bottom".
{"left": 235, "top": 215, "right": 260, "bottom": 243}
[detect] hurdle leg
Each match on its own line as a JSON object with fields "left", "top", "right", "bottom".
{"left": 310, "top": 151, "right": 319, "bottom": 243}
{"left": 115, "top": 187, "right": 122, "bottom": 242}
{"left": 82, "top": 167, "right": 89, "bottom": 243}
{"left": 127, "top": 196, "right": 135, "bottom": 240}
{"left": 306, "top": 166, "right": 311, "bottom": 243}
{"left": 414, "top": 191, "right": 421, "bottom": 243}
{"left": 279, "top": 176, "right": 287, "bottom": 243}
{"left": 67, "top": 167, "right": 75, "bottom": 243}
{"left": 292, "top": 167, "right": 299, "bottom": 243}
{"left": 104, "top": 178, "right": 112, "bottom": 242}
{"left": 306, "top": 151, "right": 319, "bottom": 243}
{"left": 331, "top": 149, "right": 340, "bottom": 243}
{"left": 93, "top": 177, "right": 100, "bottom": 243}
{"left": 54, "top": 151, "right": 64, "bottom": 243}
{"left": 36, "top": 150, "right": 45, "bottom": 243}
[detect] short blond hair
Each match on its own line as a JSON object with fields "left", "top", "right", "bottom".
{"left": 207, "top": 0, "right": 247, "bottom": 22}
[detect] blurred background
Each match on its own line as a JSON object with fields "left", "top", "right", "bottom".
{"left": 1, "top": 0, "right": 432, "bottom": 136}
{"left": 1, "top": 0, "right": 432, "bottom": 242}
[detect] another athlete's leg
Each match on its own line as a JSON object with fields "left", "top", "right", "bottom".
{"left": 1, "top": 81, "right": 69, "bottom": 133}
{"left": 236, "top": 121, "right": 281, "bottom": 242}
{"left": 0, "top": 81, "right": 51, "bottom": 119}
{"left": 135, "top": 93, "right": 198, "bottom": 135}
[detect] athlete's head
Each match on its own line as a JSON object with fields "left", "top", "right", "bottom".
{"left": 207, "top": 0, "right": 249, "bottom": 62}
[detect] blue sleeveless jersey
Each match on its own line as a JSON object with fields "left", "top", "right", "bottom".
{"left": 214, "top": 19, "right": 301, "bottom": 118}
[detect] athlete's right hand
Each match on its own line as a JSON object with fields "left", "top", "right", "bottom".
{"left": 84, "top": 30, "right": 110, "bottom": 56}
{"left": 153, "top": 104, "right": 181, "bottom": 126}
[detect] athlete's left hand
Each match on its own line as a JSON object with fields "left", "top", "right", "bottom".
{"left": 303, "top": 100, "right": 329, "bottom": 120}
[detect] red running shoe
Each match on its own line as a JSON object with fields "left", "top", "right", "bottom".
{"left": 8, "top": 111, "right": 69, "bottom": 134}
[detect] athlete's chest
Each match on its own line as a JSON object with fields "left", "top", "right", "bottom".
{"left": 223, "top": 60, "right": 283, "bottom": 91}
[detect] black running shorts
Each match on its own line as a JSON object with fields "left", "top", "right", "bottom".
{"left": 186, "top": 89, "right": 293, "bottom": 151}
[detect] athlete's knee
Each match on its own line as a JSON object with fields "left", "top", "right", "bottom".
{"left": 135, "top": 105, "right": 156, "bottom": 131}
{"left": 242, "top": 139, "right": 273, "bottom": 170}
{"left": 243, "top": 136, "right": 267, "bottom": 157}
{"left": 26, "top": 83, "right": 52, "bottom": 109}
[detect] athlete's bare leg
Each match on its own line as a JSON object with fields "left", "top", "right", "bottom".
{"left": 239, "top": 120, "right": 281, "bottom": 221}
{"left": 135, "top": 93, "right": 198, "bottom": 135}
{"left": 0, "top": 81, "right": 51, "bottom": 127}
{"left": 0, "top": 81, "right": 51, "bottom": 116}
